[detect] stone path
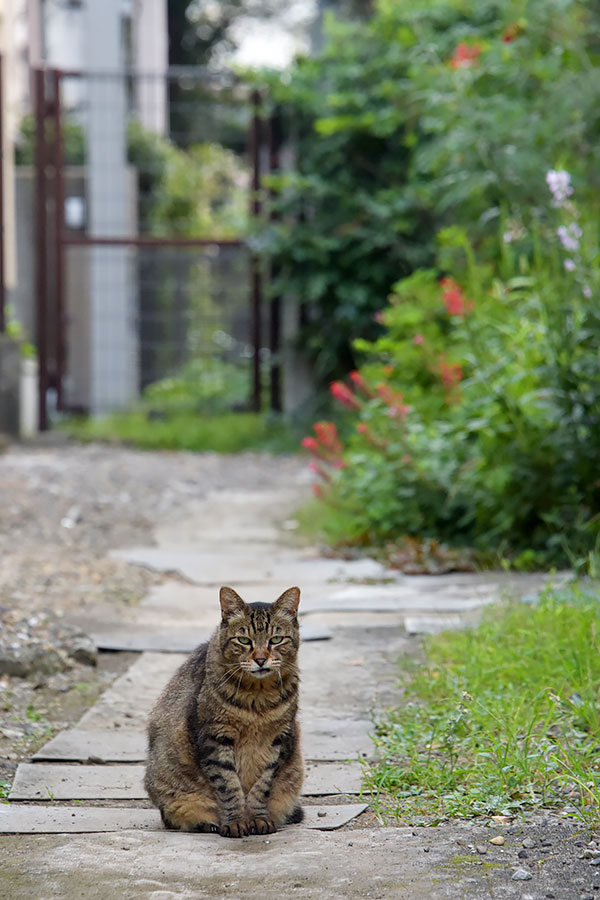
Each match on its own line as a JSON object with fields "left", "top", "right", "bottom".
{"left": 1, "top": 477, "right": 576, "bottom": 899}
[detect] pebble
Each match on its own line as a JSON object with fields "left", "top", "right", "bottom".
{"left": 475, "top": 845, "right": 487, "bottom": 855}
{"left": 512, "top": 869, "right": 533, "bottom": 882}
{"left": 580, "top": 894, "right": 594, "bottom": 900}
{"left": 590, "top": 858, "right": 600, "bottom": 866}
{"left": 489, "top": 835, "right": 505, "bottom": 846}
{"left": 518, "top": 850, "right": 528, "bottom": 859}
{"left": 522, "top": 838, "right": 536, "bottom": 849}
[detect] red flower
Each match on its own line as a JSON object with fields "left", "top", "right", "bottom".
{"left": 301, "top": 436, "right": 319, "bottom": 452}
{"left": 330, "top": 381, "right": 361, "bottom": 410}
{"left": 349, "top": 370, "right": 373, "bottom": 397}
{"left": 449, "top": 42, "right": 482, "bottom": 69}
{"left": 314, "top": 420, "right": 343, "bottom": 455}
{"left": 440, "top": 277, "right": 473, "bottom": 317}
{"left": 357, "top": 423, "right": 368, "bottom": 434}
{"left": 439, "top": 359, "right": 463, "bottom": 389}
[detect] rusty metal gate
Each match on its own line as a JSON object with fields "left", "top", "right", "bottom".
{"left": 32, "top": 67, "right": 283, "bottom": 429}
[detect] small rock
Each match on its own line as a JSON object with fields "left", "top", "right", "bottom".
{"left": 518, "top": 850, "right": 529, "bottom": 859}
{"left": 489, "top": 835, "right": 505, "bottom": 845}
{"left": 522, "top": 838, "right": 536, "bottom": 849}
{"left": 580, "top": 894, "right": 594, "bottom": 900}
{"left": 583, "top": 849, "right": 599, "bottom": 859}
{"left": 590, "top": 858, "right": 600, "bottom": 866}
{"left": 512, "top": 869, "right": 533, "bottom": 882}
{"left": 317, "top": 811, "right": 327, "bottom": 818}
{"left": 475, "top": 845, "right": 487, "bottom": 855}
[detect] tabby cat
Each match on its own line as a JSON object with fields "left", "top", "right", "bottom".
{"left": 144, "top": 585, "right": 304, "bottom": 837}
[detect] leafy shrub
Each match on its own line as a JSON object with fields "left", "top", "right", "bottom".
{"left": 260, "top": 0, "right": 600, "bottom": 385}
{"left": 303, "top": 171, "right": 600, "bottom": 568}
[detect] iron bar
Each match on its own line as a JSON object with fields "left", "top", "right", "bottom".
{"left": 34, "top": 68, "right": 49, "bottom": 430}
{"left": 249, "top": 88, "right": 263, "bottom": 413}
{"left": 52, "top": 69, "right": 66, "bottom": 410}
{"left": 0, "top": 55, "right": 5, "bottom": 333}
{"left": 268, "top": 107, "right": 283, "bottom": 413}
{"left": 61, "top": 235, "right": 243, "bottom": 247}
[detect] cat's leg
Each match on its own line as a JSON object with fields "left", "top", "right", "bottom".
{"left": 245, "top": 730, "right": 304, "bottom": 833}
{"left": 266, "top": 739, "right": 304, "bottom": 828}
{"left": 159, "top": 792, "right": 220, "bottom": 833}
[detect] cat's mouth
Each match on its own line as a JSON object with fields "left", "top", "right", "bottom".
{"left": 250, "top": 668, "right": 274, "bottom": 678}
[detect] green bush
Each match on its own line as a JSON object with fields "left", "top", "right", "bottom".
{"left": 259, "top": 0, "right": 600, "bottom": 385}
{"left": 303, "top": 173, "right": 600, "bottom": 567}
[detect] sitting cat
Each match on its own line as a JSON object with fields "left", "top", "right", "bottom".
{"left": 144, "top": 585, "right": 304, "bottom": 837}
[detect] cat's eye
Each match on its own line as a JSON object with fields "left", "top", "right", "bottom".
{"left": 237, "top": 636, "right": 252, "bottom": 646}
{"left": 269, "top": 636, "right": 284, "bottom": 645}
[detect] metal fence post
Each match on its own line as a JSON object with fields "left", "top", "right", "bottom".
{"left": 52, "top": 69, "right": 66, "bottom": 410}
{"left": 34, "top": 67, "right": 49, "bottom": 431}
{"left": 268, "top": 107, "right": 283, "bottom": 413}
{"left": 249, "top": 89, "right": 262, "bottom": 413}
{"left": 0, "top": 54, "right": 5, "bottom": 333}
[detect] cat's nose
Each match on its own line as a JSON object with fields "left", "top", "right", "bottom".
{"left": 254, "top": 657, "right": 267, "bottom": 667}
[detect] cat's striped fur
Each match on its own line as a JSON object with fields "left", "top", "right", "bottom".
{"left": 144, "top": 586, "right": 304, "bottom": 837}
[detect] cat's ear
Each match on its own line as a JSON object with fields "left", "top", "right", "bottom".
{"left": 219, "top": 586, "right": 246, "bottom": 622}
{"left": 273, "top": 586, "right": 300, "bottom": 619}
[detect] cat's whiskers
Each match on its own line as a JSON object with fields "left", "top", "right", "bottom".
{"left": 216, "top": 665, "right": 244, "bottom": 690}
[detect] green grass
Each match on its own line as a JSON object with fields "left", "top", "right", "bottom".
{"left": 61, "top": 410, "right": 300, "bottom": 454}
{"left": 363, "top": 582, "right": 600, "bottom": 828}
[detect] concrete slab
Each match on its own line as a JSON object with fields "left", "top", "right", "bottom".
{"left": 88, "top": 623, "right": 331, "bottom": 654}
{"left": 10, "top": 762, "right": 362, "bottom": 800}
{"left": 33, "top": 718, "right": 371, "bottom": 764}
{"left": 152, "top": 489, "right": 305, "bottom": 549}
{"left": 78, "top": 653, "right": 183, "bottom": 731}
{"left": 33, "top": 730, "right": 147, "bottom": 763}
{"left": 110, "top": 547, "right": 389, "bottom": 585}
{"left": 0, "top": 824, "right": 550, "bottom": 900}
{"left": 0, "top": 803, "right": 367, "bottom": 834}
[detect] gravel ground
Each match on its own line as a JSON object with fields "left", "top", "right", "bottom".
{"left": 0, "top": 439, "right": 306, "bottom": 789}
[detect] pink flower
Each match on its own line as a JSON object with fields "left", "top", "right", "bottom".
{"left": 412, "top": 334, "right": 425, "bottom": 345}
{"left": 373, "top": 311, "right": 385, "bottom": 324}
{"left": 357, "top": 423, "right": 368, "bottom": 434}
{"left": 330, "top": 381, "right": 361, "bottom": 410}
{"left": 302, "top": 437, "right": 319, "bottom": 452}
{"left": 449, "top": 42, "right": 482, "bottom": 69}
{"left": 402, "top": 454, "right": 412, "bottom": 464}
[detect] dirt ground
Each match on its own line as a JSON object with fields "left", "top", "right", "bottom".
{"left": 0, "top": 438, "right": 306, "bottom": 788}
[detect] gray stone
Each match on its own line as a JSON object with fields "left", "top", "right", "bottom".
{"left": 63, "top": 635, "right": 98, "bottom": 667}
{"left": 10, "top": 761, "right": 361, "bottom": 800}
{"left": 0, "top": 644, "right": 69, "bottom": 678}
{"left": 512, "top": 868, "right": 533, "bottom": 881}
{"left": 0, "top": 803, "right": 367, "bottom": 834}
{"left": 522, "top": 837, "right": 536, "bottom": 848}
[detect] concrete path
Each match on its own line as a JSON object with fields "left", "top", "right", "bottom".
{"left": 1, "top": 478, "right": 567, "bottom": 898}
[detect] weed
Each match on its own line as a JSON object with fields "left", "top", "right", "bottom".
{"left": 362, "top": 583, "right": 600, "bottom": 828}
{"left": 61, "top": 411, "right": 300, "bottom": 455}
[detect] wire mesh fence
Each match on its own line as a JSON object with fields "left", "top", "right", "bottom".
{"left": 31, "top": 67, "right": 267, "bottom": 423}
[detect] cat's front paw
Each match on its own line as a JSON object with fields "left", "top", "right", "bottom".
{"left": 248, "top": 816, "right": 277, "bottom": 835}
{"left": 220, "top": 820, "right": 249, "bottom": 839}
